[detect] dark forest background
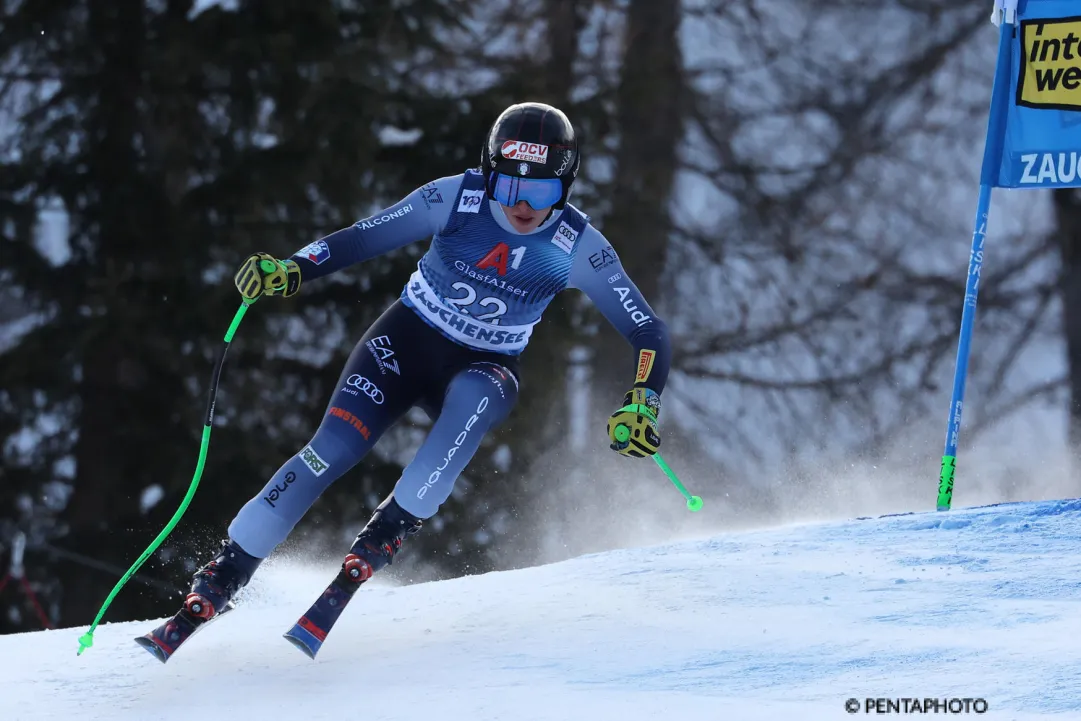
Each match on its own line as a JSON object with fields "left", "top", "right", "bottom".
{"left": 2, "top": 0, "right": 1080, "bottom": 635}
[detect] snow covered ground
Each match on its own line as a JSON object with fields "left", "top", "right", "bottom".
{"left": 4, "top": 499, "right": 1081, "bottom": 721}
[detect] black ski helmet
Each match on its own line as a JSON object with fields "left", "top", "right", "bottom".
{"left": 481, "top": 102, "right": 581, "bottom": 209}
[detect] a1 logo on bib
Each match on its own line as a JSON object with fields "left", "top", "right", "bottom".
{"left": 458, "top": 189, "right": 485, "bottom": 214}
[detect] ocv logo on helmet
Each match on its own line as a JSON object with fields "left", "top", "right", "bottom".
{"left": 501, "top": 140, "right": 548, "bottom": 164}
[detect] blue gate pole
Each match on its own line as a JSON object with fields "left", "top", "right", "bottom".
{"left": 936, "top": 16, "right": 1015, "bottom": 511}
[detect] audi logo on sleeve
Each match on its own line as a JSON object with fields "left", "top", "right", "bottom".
{"left": 344, "top": 374, "right": 384, "bottom": 404}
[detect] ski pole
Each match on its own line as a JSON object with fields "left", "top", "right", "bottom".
{"left": 652, "top": 452, "right": 703, "bottom": 512}
{"left": 613, "top": 418, "right": 702, "bottom": 512}
{"left": 77, "top": 299, "right": 255, "bottom": 656}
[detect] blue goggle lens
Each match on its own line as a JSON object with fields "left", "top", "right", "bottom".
{"left": 490, "top": 173, "right": 563, "bottom": 210}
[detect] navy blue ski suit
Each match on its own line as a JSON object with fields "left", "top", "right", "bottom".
{"left": 228, "top": 170, "right": 672, "bottom": 558}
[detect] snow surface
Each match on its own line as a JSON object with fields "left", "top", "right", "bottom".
{"left": 4, "top": 500, "right": 1081, "bottom": 721}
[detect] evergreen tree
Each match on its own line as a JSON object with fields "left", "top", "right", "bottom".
{"left": 0, "top": 0, "right": 481, "bottom": 632}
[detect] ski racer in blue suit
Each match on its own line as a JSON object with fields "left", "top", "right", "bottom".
{"left": 182, "top": 102, "right": 673, "bottom": 620}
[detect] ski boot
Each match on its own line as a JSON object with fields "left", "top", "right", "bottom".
{"left": 283, "top": 496, "right": 422, "bottom": 658}
{"left": 185, "top": 538, "right": 263, "bottom": 620}
{"left": 342, "top": 495, "right": 423, "bottom": 583}
{"left": 135, "top": 539, "right": 263, "bottom": 662}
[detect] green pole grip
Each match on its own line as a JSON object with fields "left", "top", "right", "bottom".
{"left": 613, "top": 419, "right": 702, "bottom": 512}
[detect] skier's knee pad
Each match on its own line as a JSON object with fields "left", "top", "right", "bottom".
{"left": 445, "top": 362, "right": 518, "bottom": 424}
{"left": 393, "top": 363, "right": 518, "bottom": 518}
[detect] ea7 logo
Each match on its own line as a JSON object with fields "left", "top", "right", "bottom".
{"left": 458, "top": 189, "right": 485, "bottom": 213}
{"left": 589, "top": 245, "right": 618, "bottom": 271}
{"left": 421, "top": 184, "right": 443, "bottom": 207}
{"left": 365, "top": 335, "right": 401, "bottom": 375}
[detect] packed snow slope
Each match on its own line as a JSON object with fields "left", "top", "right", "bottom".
{"left": 4, "top": 500, "right": 1081, "bottom": 721}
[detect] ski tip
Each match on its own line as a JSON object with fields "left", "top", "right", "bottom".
{"left": 134, "top": 635, "right": 171, "bottom": 664}
{"left": 283, "top": 626, "right": 321, "bottom": 660}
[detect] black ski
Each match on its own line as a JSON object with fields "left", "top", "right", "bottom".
{"left": 283, "top": 563, "right": 366, "bottom": 659}
{"left": 134, "top": 602, "right": 234, "bottom": 663}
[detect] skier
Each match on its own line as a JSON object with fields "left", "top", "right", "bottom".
{"left": 184, "top": 101, "right": 671, "bottom": 624}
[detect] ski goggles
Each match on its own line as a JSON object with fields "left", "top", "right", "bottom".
{"left": 490, "top": 173, "right": 563, "bottom": 210}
